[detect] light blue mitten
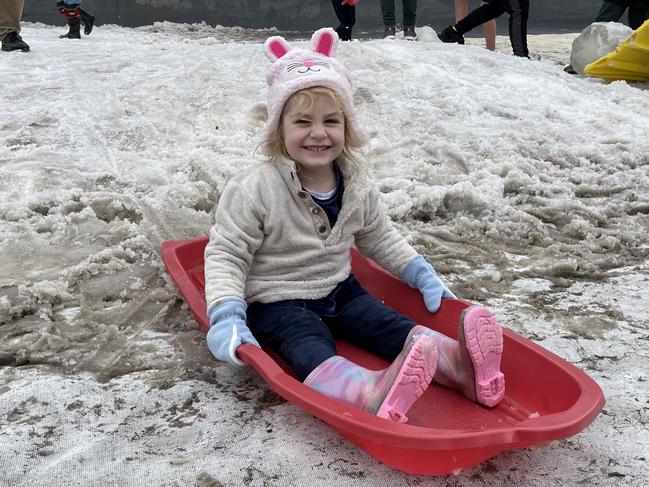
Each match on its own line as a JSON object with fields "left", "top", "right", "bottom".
{"left": 403, "top": 255, "right": 456, "bottom": 313}
{"left": 206, "top": 298, "right": 261, "bottom": 366}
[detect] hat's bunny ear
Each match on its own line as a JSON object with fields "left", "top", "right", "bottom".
{"left": 311, "top": 28, "right": 338, "bottom": 57}
{"left": 264, "top": 36, "right": 291, "bottom": 62}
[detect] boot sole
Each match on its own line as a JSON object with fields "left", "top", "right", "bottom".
{"left": 459, "top": 306, "right": 505, "bottom": 407}
{"left": 376, "top": 335, "right": 436, "bottom": 423}
{"left": 2, "top": 44, "right": 30, "bottom": 52}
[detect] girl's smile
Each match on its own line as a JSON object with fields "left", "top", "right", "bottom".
{"left": 281, "top": 94, "right": 345, "bottom": 190}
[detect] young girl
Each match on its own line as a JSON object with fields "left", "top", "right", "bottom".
{"left": 204, "top": 28, "right": 505, "bottom": 422}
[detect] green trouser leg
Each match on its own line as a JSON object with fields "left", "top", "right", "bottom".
{"left": 380, "top": 0, "right": 396, "bottom": 26}
{"left": 628, "top": 7, "right": 649, "bottom": 30}
{"left": 403, "top": 0, "right": 417, "bottom": 26}
{"left": 379, "top": 0, "right": 417, "bottom": 26}
{"left": 594, "top": 2, "right": 626, "bottom": 23}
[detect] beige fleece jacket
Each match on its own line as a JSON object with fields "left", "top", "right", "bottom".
{"left": 204, "top": 156, "right": 418, "bottom": 308}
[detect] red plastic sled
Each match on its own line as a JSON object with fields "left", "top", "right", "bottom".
{"left": 161, "top": 236, "right": 604, "bottom": 475}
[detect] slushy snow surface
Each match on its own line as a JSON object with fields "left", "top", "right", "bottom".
{"left": 1, "top": 22, "right": 648, "bottom": 486}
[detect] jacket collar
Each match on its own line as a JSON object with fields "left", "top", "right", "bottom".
{"left": 273, "top": 155, "right": 372, "bottom": 240}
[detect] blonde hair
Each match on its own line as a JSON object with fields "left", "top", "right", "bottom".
{"left": 264, "top": 86, "right": 365, "bottom": 165}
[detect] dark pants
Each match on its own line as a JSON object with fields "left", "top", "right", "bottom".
{"left": 247, "top": 275, "right": 416, "bottom": 381}
{"left": 379, "top": 0, "right": 418, "bottom": 27}
{"left": 595, "top": 1, "right": 649, "bottom": 30}
{"left": 331, "top": 0, "right": 355, "bottom": 28}
{"left": 456, "top": 0, "right": 529, "bottom": 57}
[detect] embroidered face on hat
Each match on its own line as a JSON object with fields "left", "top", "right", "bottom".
{"left": 262, "top": 28, "right": 358, "bottom": 154}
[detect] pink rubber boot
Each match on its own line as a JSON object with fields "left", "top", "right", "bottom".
{"left": 411, "top": 305, "right": 505, "bottom": 407}
{"left": 303, "top": 334, "right": 438, "bottom": 423}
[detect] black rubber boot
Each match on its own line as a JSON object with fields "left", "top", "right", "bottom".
{"left": 2, "top": 31, "right": 30, "bottom": 52}
{"left": 60, "top": 18, "right": 81, "bottom": 39}
{"left": 335, "top": 25, "right": 352, "bottom": 41}
{"left": 80, "top": 9, "right": 95, "bottom": 36}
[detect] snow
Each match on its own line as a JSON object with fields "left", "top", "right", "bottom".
{"left": 1, "top": 21, "right": 648, "bottom": 486}
{"left": 569, "top": 22, "right": 632, "bottom": 75}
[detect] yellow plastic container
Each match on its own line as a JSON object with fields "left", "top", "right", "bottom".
{"left": 585, "top": 19, "right": 649, "bottom": 81}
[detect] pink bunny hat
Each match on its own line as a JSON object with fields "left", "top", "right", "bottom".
{"left": 262, "top": 28, "right": 358, "bottom": 153}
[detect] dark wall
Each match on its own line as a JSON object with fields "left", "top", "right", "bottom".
{"left": 24, "top": 1, "right": 602, "bottom": 34}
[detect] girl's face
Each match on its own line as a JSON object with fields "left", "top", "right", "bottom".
{"left": 281, "top": 93, "right": 345, "bottom": 176}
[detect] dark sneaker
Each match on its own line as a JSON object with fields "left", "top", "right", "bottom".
{"left": 335, "top": 24, "right": 352, "bottom": 41}
{"left": 438, "top": 25, "right": 465, "bottom": 45}
{"left": 2, "top": 31, "right": 30, "bottom": 52}
{"left": 80, "top": 9, "right": 95, "bottom": 36}
{"left": 383, "top": 25, "right": 396, "bottom": 39}
{"left": 404, "top": 25, "right": 417, "bottom": 41}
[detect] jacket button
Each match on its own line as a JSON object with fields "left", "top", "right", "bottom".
{"left": 311, "top": 208, "right": 320, "bottom": 214}
{"left": 318, "top": 225, "right": 327, "bottom": 233}
{"left": 298, "top": 191, "right": 307, "bottom": 199}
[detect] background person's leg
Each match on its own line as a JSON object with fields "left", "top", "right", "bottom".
{"left": 380, "top": 0, "right": 397, "bottom": 37}
{"left": 402, "top": 0, "right": 417, "bottom": 27}
{"left": 57, "top": 1, "right": 82, "bottom": 39}
{"left": 455, "top": 0, "right": 505, "bottom": 35}
{"left": 594, "top": 1, "right": 627, "bottom": 23}
{"left": 56, "top": 0, "right": 81, "bottom": 19}
{"left": 379, "top": 0, "right": 396, "bottom": 26}
{"left": 331, "top": 0, "right": 355, "bottom": 40}
{"left": 1, "top": 0, "right": 29, "bottom": 51}
{"left": 455, "top": 0, "right": 496, "bottom": 49}
{"left": 628, "top": 6, "right": 649, "bottom": 30}
{"left": 482, "top": 1, "right": 497, "bottom": 50}
{"left": 0, "top": 0, "right": 24, "bottom": 37}
{"left": 454, "top": 0, "right": 468, "bottom": 22}
{"left": 80, "top": 7, "right": 95, "bottom": 35}
{"left": 506, "top": 0, "right": 529, "bottom": 57}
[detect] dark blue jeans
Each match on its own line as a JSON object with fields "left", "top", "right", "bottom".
{"left": 247, "top": 275, "right": 416, "bottom": 381}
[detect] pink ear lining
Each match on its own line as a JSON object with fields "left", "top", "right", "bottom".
{"left": 268, "top": 40, "right": 288, "bottom": 59}
{"left": 314, "top": 33, "right": 334, "bottom": 56}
